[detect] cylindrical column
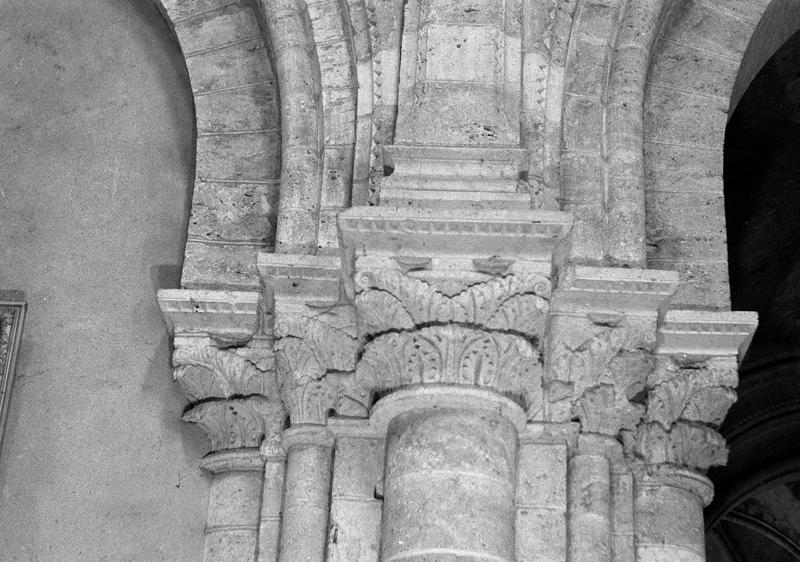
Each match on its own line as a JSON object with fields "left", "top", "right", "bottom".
{"left": 568, "top": 435, "right": 613, "bottom": 562}
{"left": 374, "top": 387, "right": 524, "bottom": 562}
{"left": 634, "top": 467, "right": 712, "bottom": 562}
{"left": 257, "top": 439, "right": 286, "bottom": 562}
{"left": 200, "top": 449, "right": 265, "bottom": 562}
{"left": 278, "top": 426, "right": 334, "bottom": 562}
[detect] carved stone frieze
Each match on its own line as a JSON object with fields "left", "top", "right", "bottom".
{"left": 183, "top": 395, "right": 285, "bottom": 452}
{"left": 354, "top": 269, "right": 550, "bottom": 337}
{"left": 357, "top": 325, "right": 543, "bottom": 415}
{"left": 171, "top": 337, "right": 277, "bottom": 402}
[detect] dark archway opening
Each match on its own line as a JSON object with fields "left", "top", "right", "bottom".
{"left": 707, "top": 26, "right": 800, "bottom": 561}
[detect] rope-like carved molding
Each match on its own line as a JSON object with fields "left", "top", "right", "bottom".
{"left": 172, "top": 339, "right": 277, "bottom": 401}
{"left": 356, "top": 325, "right": 543, "bottom": 416}
{"left": 354, "top": 269, "right": 551, "bottom": 338}
{"left": 183, "top": 395, "right": 285, "bottom": 451}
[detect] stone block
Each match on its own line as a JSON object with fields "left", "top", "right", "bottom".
{"left": 559, "top": 152, "right": 603, "bottom": 204}
{"left": 561, "top": 95, "right": 603, "bottom": 153}
{"left": 160, "top": 0, "right": 232, "bottom": 21}
{"left": 175, "top": 1, "right": 260, "bottom": 56}
{"left": 332, "top": 436, "right": 385, "bottom": 500}
{"left": 516, "top": 507, "right": 567, "bottom": 562}
{"left": 320, "top": 145, "right": 355, "bottom": 207}
{"left": 328, "top": 500, "right": 382, "bottom": 562}
{"left": 188, "top": 180, "right": 278, "bottom": 243}
{"left": 667, "top": 0, "right": 753, "bottom": 58}
{"left": 425, "top": 23, "right": 503, "bottom": 83}
{"left": 645, "top": 191, "right": 726, "bottom": 241}
{"left": 516, "top": 441, "right": 567, "bottom": 508}
{"left": 644, "top": 143, "right": 723, "bottom": 194}
{"left": 195, "top": 86, "right": 278, "bottom": 134}
{"left": 196, "top": 131, "right": 281, "bottom": 182}
{"left": 186, "top": 39, "right": 273, "bottom": 94}
{"left": 648, "top": 41, "right": 737, "bottom": 99}
{"left": 317, "top": 43, "right": 355, "bottom": 89}
{"left": 564, "top": 37, "right": 609, "bottom": 97}
{"left": 648, "top": 259, "right": 731, "bottom": 310}
{"left": 644, "top": 87, "right": 727, "bottom": 149}
{"left": 181, "top": 240, "right": 261, "bottom": 289}
{"left": 428, "top": 0, "right": 506, "bottom": 25}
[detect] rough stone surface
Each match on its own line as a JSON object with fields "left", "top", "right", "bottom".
{"left": 3, "top": 0, "right": 778, "bottom": 559}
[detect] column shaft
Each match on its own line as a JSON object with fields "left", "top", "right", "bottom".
{"left": 634, "top": 471, "right": 710, "bottom": 562}
{"left": 278, "top": 426, "right": 334, "bottom": 562}
{"left": 201, "top": 449, "right": 264, "bottom": 562}
{"left": 257, "top": 442, "right": 286, "bottom": 562}
{"left": 568, "top": 452, "right": 611, "bottom": 562}
{"left": 378, "top": 390, "right": 521, "bottom": 562}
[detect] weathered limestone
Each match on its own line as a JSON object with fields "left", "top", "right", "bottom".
{"left": 279, "top": 426, "right": 334, "bottom": 562}
{"left": 150, "top": 1, "right": 772, "bottom": 560}
{"left": 158, "top": 290, "right": 284, "bottom": 562}
{"left": 628, "top": 311, "right": 757, "bottom": 562}
{"left": 376, "top": 388, "right": 523, "bottom": 561}
{"left": 340, "top": 205, "right": 571, "bottom": 561}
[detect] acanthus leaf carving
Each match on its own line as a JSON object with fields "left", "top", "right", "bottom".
{"left": 172, "top": 341, "right": 278, "bottom": 402}
{"left": 281, "top": 376, "right": 337, "bottom": 426}
{"left": 571, "top": 383, "right": 645, "bottom": 436}
{"left": 274, "top": 304, "right": 359, "bottom": 424}
{"left": 354, "top": 269, "right": 550, "bottom": 338}
{"left": 356, "top": 325, "right": 543, "bottom": 416}
{"left": 182, "top": 395, "right": 285, "bottom": 452}
{"left": 625, "top": 421, "right": 728, "bottom": 471}
{"left": 646, "top": 356, "right": 738, "bottom": 429}
{"left": 544, "top": 321, "right": 654, "bottom": 433}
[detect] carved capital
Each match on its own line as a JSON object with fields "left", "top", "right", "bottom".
{"left": 626, "top": 422, "right": 728, "bottom": 472}
{"left": 645, "top": 356, "right": 738, "bottom": 429}
{"left": 622, "top": 311, "right": 758, "bottom": 473}
{"left": 354, "top": 268, "right": 550, "bottom": 338}
{"left": 357, "top": 325, "right": 543, "bottom": 415}
{"left": 172, "top": 337, "right": 277, "bottom": 401}
{"left": 274, "top": 305, "right": 359, "bottom": 424}
{"left": 183, "top": 396, "right": 285, "bottom": 452}
{"left": 545, "top": 314, "right": 655, "bottom": 434}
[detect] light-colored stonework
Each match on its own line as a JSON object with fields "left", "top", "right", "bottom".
{"left": 154, "top": 0, "right": 768, "bottom": 559}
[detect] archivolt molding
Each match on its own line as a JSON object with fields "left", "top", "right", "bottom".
{"left": 260, "top": 0, "right": 324, "bottom": 255}
{"left": 155, "top": 0, "right": 282, "bottom": 289}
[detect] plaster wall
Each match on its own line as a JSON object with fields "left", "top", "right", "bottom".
{"left": 0, "top": 1, "right": 206, "bottom": 559}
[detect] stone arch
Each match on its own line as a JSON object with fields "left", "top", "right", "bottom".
{"left": 155, "top": 0, "right": 282, "bottom": 287}
{"left": 641, "top": 0, "right": 791, "bottom": 309}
